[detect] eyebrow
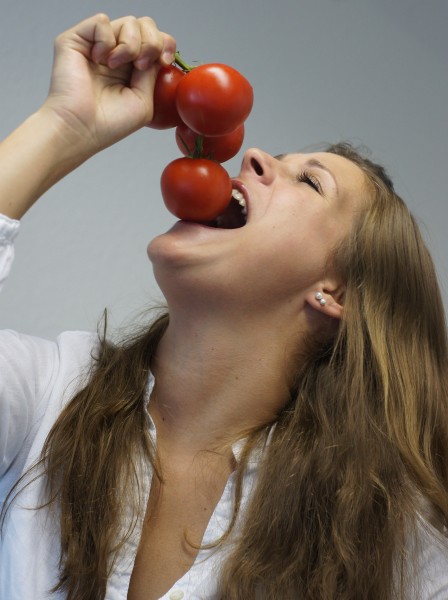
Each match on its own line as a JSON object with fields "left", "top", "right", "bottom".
{"left": 304, "top": 158, "right": 339, "bottom": 197}
{"left": 275, "top": 154, "right": 339, "bottom": 198}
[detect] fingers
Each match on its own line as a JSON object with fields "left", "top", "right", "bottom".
{"left": 137, "top": 23, "right": 176, "bottom": 70}
{"left": 55, "top": 13, "right": 115, "bottom": 62}
{"left": 89, "top": 15, "right": 118, "bottom": 64}
{"left": 57, "top": 13, "right": 176, "bottom": 70}
{"left": 107, "top": 17, "right": 148, "bottom": 68}
{"left": 95, "top": 15, "right": 176, "bottom": 71}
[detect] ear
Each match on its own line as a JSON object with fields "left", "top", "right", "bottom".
{"left": 305, "top": 282, "right": 345, "bottom": 320}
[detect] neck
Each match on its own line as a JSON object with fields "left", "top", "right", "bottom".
{"left": 149, "top": 307, "right": 304, "bottom": 457}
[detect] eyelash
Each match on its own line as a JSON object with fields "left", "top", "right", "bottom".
{"left": 296, "top": 170, "right": 321, "bottom": 193}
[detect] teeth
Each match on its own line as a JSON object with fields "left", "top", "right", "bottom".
{"left": 231, "top": 188, "right": 247, "bottom": 215}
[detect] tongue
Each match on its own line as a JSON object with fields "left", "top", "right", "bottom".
{"left": 213, "top": 198, "right": 246, "bottom": 229}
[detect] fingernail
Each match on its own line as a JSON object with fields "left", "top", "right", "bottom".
{"left": 161, "top": 50, "right": 175, "bottom": 65}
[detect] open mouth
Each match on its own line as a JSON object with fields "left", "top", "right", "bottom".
{"left": 208, "top": 186, "right": 248, "bottom": 229}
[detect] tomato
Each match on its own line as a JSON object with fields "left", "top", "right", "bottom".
{"left": 147, "top": 65, "right": 185, "bottom": 129}
{"left": 175, "top": 64, "right": 253, "bottom": 136}
{"left": 175, "top": 123, "right": 244, "bottom": 163}
{"left": 161, "top": 158, "right": 232, "bottom": 222}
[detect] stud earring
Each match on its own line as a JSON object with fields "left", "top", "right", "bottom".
{"left": 315, "top": 292, "right": 326, "bottom": 306}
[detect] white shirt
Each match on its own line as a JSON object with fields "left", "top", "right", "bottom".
{"left": 1, "top": 213, "right": 448, "bottom": 599}
{"left": 0, "top": 215, "right": 258, "bottom": 599}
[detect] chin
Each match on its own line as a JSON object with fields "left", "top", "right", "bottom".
{"left": 146, "top": 230, "right": 185, "bottom": 267}
{"left": 146, "top": 234, "right": 162, "bottom": 264}
{"left": 146, "top": 233, "right": 198, "bottom": 297}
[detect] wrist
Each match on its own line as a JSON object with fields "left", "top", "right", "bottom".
{"left": 0, "top": 108, "right": 95, "bottom": 220}
{"left": 34, "top": 104, "right": 98, "bottom": 168}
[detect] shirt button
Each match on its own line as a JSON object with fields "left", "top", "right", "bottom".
{"left": 169, "top": 591, "right": 184, "bottom": 600}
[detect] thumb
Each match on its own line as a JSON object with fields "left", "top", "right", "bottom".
{"left": 130, "top": 63, "right": 161, "bottom": 123}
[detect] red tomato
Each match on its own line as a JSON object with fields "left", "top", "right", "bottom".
{"left": 175, "top": 123, "right": 245, "bottom": 163}
{"left": 147, "top": 65, "right": 185, "bottom": 129}
{"left": 175, "top": 64, "right": 253, "bottom": 136}
{"left": 161, "top": 158, "right": 232, "bottom": 222}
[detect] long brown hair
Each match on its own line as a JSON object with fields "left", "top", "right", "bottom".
{"left": 218, "top": 143, "right": 448, "bottom": 598}
{"left": 2, "top": 144, "right": 448, "bottom": 599}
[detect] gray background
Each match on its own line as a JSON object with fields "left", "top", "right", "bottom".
{"left": 0, "top": 0, "right": 447, "bottom": 339}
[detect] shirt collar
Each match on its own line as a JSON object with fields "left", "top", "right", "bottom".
{"left": 144, "top": 372, "right": 275, "bottom": 467}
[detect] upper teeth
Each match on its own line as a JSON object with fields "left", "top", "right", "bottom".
{"left": 232, "top": 188, "right": 247, "bottom": 215}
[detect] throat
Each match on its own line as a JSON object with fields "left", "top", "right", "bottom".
{"left": 149, "top": 317, "right": 292, "bottom": 451}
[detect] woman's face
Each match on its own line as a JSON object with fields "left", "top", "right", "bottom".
{"left": 148, "top": 148, "right": 367, "bottom": 316}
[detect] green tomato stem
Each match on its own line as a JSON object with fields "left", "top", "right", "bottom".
{"left": 178, "top": 132, "right": 207, "bottom": 159}
{"left": 177, "top": 134, "right": 191, "bottom": 156}
{"left": 193, "top": 135, "right": 204, "bottom": 158}
{"left": 174, "top": 51, "right": 194, "bottom": 72}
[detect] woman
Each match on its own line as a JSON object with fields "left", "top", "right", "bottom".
{"left": 1, "top": 13, "right": 448, "bottom": 600}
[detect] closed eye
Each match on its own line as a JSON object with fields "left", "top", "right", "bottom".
{"left": 296, "top": 170, "right": 321, "bottom": 193}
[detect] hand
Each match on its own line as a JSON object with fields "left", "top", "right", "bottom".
{"left": 43, "top": 13, "right": 176, "bottom": 155}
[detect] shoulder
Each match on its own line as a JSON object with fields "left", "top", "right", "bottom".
{"left": 0, "top": 328, "right": 100, "bottom": 385}
{"left": 0, "top": 328, "right": 101, "bottom": 481}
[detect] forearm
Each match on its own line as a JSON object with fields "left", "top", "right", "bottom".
{"left": 0, "top": 14, "right": 176, "bottom": 221}
{"left": 0, "top": 107, "right": 92, "bottom": 220}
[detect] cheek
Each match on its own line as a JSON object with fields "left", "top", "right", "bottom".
{"left": 236, "top": 229, "right": 329, "bottom": 302}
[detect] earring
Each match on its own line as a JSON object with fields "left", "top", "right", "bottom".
{"left": 315, "top": 292, "right": 326, "bottom": 306}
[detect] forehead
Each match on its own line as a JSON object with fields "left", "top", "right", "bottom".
{"left": 280, "top": 151, "right": 368, "bottom": 206}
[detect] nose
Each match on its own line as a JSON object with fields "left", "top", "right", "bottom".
{"left": 240, "top": 148, "right": 278, "bottom": 185}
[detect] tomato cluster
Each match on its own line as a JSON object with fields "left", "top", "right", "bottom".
{"left": 148, "top": 53, "right": 253, "bottom": 222}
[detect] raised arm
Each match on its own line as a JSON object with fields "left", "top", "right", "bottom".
{"left": 0, "top": 14, "right": 176, "bottom": 220}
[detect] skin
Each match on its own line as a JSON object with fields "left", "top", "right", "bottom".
{"left": 0, "top": 13, "right": 369, "bottom": 597}
{"left": 0, "top": 14, "right": 176, "bottom": 220}
{"left": 148, "top": 149, "right": 367, "bottom": 457}
{"left": 0, "top": 12, "right": 368, "bottom": 455}
{"left": 141, "top": 148, "right": 368, "bottom": 598}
